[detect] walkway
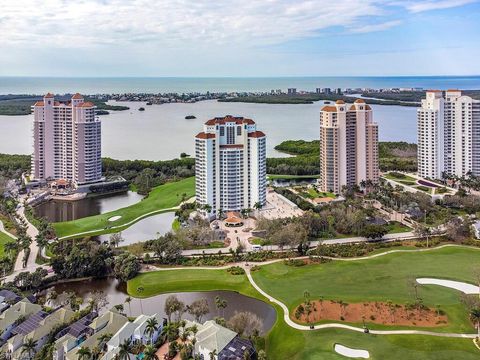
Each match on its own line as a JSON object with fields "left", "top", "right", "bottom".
{"left": 3, "top": 205, "right": 51, "bottom": 283}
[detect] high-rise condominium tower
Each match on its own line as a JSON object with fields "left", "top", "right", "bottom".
{"left": 195, "top": 115, "right": 266, "bottom": 217}
{"left": 417, "top": 90, "right": 480, "bottom": 179}
{"left": 319, "top": 99, "right": 379, "bottom": 193}
{"left": 32, "top": 93, "right": 102, "bottom": 186}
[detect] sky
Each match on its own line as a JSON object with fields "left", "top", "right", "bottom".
{"left": 1, "top": 0, "right": 479, "bottom": 77}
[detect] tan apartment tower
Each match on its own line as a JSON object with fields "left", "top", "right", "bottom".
{"left": 32, "top": 93, "right": 102, "bottom": 187}
{"left": 319, "top": 99, "right": 379, "bottom": 193}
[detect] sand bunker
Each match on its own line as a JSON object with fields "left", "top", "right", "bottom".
{"left": 417, "top": 278, "right": 478, "bottom": 294}
{"left": 334, "top": 344, "right": 369, "bottom": 359}
{"left": 108, "top": 215, "right": 122, "bottom": 222}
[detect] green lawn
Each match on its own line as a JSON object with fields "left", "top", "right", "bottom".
{"left": 0, "top": 231, "right": 15, "bottom": 259}
{"left": 54, "top": 177, "right": 195, "bottom": 239}
{"left": 126, "top": 252, "right": 480, "bottom": 359}
{"left": 253, "top": 246, "right": 480, "bottom": 333}
{"left": 386, "top": 221, "right": 411, "bottom": 234}
{"left": 383, "top": 172, "right": 417, "bottom": 184}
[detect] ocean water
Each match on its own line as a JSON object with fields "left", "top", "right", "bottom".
{"left": 1, "top": 76, "right": 480, "bottom": 94}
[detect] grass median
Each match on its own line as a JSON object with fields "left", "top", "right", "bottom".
{"left": 53, "top": 177, "right": 195, "bottom": 239}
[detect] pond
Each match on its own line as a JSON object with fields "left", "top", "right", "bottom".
{"left": 34, "top": 191, "right": 144, "bottom": 222}
{"left": 94, "top": 212, "right": 175, "bottom": 245}
{"left": 45, "top": 278, "right": 276, "bottom": 333}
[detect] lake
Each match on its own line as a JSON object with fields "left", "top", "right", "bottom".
{"left": 34, "top": 190, "right": 144, "bottom": 222}
{"left": 0, "top": 100, "right": 417, "bottom": 161}
{"left": 45, "top": 278, "right": 276, "bottom": 333}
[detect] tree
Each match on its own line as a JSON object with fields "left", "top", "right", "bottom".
{"left": 143, "top": 344, "right": 159, "bottom": 360}
{"left": 88, "top": 290, "right": 108, "bottom": 313}
{"left": 359, "top": 224, "right": 387, "bottom": 240}
{"left": 445, "top": 216, "right": 472, "bottom": 242}
{"left": 470, "top": 308, "right": 480, "bottom": 337}
{"left": 151, "top": 232, "right": 183, "bottom": 264}
{"left": 113, "top": 253, "right": 141, "bottom": 282}
{"left": 165, "top": 295, "right": 185, "bottom": 323}
{"left": 97, "top": 333, "right": 113, "bottom": 351}
{"left": 413, "top": 223, "right": 431, "bottom": 247}
{"left": 118, "top": 338, "right": 132, "bottom": 360}
{"left": 257, "top": 350, "right": 267, "bottom": 360}
{"left": 144, "top": 316, "right": 159, "bottom": 344}
{"left": 20, "top": 337, "right": 38, "bottom": 359}
{"left": 125, "top": 296, "right": 132, "bottom": 316}
{"left": 109, "top": 232, "right": 124, "bottom": 248}
{"left": 227, "top": 311, "right": 263, "bottom": 337}
{"left": 76, "top": 346, "right": 92, "bottom": 360}
{"left": 209, "top": 349, "right": 217, "bottom": 360}
{"left": 187, "top": 298, "right": 210, "bottom": 323}
{"left": 215, "top": 296, "right": 228, "bottom": 318}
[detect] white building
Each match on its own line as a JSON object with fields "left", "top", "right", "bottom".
{"left": 319, "top": 100, "right": 379, "bottom": 193}
{"left": 417, "top": 90, "right": 480, "bottom": 179}
{"left": 195, "top": 116, "right": 267, "bottom": 217}
{"left": 32, "top": 93, "right": 102, "bottom": 187}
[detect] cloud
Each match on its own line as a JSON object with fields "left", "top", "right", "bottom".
{"left": 0, "top": 0, "right": 390, "bottom": 49}
{"left": 400, "top": 0, "right": 477, "bottom": 13}
{"left": 349, "top": 20, "right": 402, "bottom": 33}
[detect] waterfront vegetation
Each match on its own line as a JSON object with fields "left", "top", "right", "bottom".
{"left": 219, "top": 93, "right": 419, "bottom": 107}
{"left": 0, "top": 95, "right": 129, "bottom": 116}
{"left": 273, "top": 140, "right": 418, "bottom": 174}
{"left": 53, "top": 177, "right": 195, "bottom": 238}
{"left": 126, "top": 245, "right": 480, "bottom": 359}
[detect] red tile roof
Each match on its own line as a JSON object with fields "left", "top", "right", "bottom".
{"left": 335, "top": 100, "right": 345, "bottom": 104}
{"left": 77, "top": 102, "right": 94, "bottom": 107}
{"left": 354, "top": 99, "right": 365, "bottom": 103}
{"left": 72, "top": 93, "right": 83, "bottom": 99}
{"left": 365, "top": 105, "right": 372, "bottom": 110}
{"left": 205, "top": 115, "right": 255, "bottom": 126}
{"left": 44, "top": 93, "right": 54, "bottom": 98}
{"left": 34, "top": 101, "right": 44, "bottom": 106}
{"left": 248, "top": 131, "right": 266, "bottom": 138}
{"left": 195, "top": 132, "right": 216, "bottom": 139}
{"left": 321, "top": 105, "right": 337, "bottom": 112}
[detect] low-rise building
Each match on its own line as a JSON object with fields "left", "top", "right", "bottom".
{"left": 186, "top": 320, "right": 257, "bottom": 360}
{"left": 0, "top": 299, "right": 42, "bottom": 346}
{"left": 53, "top": 312, "right": 97, "bottom": 360}
{"left": 65, "top": 309, "right": 128, "bottom": 360}
{"left": 6, "top": 308, "right": 74, "bottom": 360}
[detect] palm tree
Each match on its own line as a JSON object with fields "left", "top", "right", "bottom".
{"left": 124, "top": 296, "right": 132, "bottom": 316}
{"left": 209, "top": 349, "right": 217, "bottom": 360}
{"left": 76, "top": 346, "right": 92, "bottom": 360}
{"left": 253, "top": 201, "right": 262, "bottom": 211}
{"left": 118, "top": 338, "right": 132, "bottom": 360}
{"left": 470, "top": 308, "right": 480, "bottom": 337}
{"left": 20, "top": 338, "right": 37, "bottom": 359}
{"left": 217, "top": 208, "right": 224, "bottom": 220}
{"left": 214, "top": 296, "right": 227, "bottom": 318}
{"left": 143, "top": 344, "right": 159, "bottom": 360}
{"left": 97, "top": 333, "right": 112, "bottom": 351}
{"left": 144, "top": 317, "right": 159, "bottom": 344}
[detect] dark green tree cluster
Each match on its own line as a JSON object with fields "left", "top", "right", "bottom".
{"left": 50, "top": 239, "right": 114, "bottom": 279}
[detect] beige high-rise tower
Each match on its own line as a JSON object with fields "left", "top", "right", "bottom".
{"left": 32, "top": 93, "right": 102, "bottom": 187}
{"left": 319, "top": 99, "right": 379, "bottom": 193}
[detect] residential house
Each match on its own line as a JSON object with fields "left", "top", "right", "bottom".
{"left": 0, "top": 299, "right": 42, "bottom": 347}
{"left": 186, "top": 320, "right": 257, "bottom": 360}
{"left": 53, "top": 312, "right": 97, "bottom": 360}
{"left": 7, "top": 308, "right": 74, "bottom": 360}
{"left": 65, "top": 308, "right": 128, "bottom": 360}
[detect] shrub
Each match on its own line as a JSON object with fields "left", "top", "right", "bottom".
{"left": 227, "top": 266, "right": 245, "bottom": 275}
